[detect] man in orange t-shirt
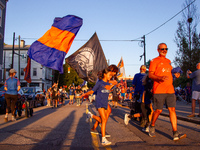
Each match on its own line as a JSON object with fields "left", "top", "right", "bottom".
{"left": 148, "top": 43, "right": 186, "bottom": 141}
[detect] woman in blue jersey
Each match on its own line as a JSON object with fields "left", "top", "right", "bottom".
{"left": 81, "top": 67, "right": 117, "bottom": 146}
{"left": 4, "top": 69, "right": 21, "bottom": 122}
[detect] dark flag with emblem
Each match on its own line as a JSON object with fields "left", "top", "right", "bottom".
{"left": 66, "top": 32, "right": 108, "bottom": 82}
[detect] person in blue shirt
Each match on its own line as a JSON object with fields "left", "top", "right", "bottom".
{"left": 81, "top": 67, "right": 118, "bottom": 146}
{"left": 4, "top": 69, "right": 21, "bottom": 122}
{"left": 132, "top": 65, "right": 146, "bottom": 126}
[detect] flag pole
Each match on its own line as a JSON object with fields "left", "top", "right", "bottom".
{"left": 57, "top": 72, "right": 60, "bottom": 85}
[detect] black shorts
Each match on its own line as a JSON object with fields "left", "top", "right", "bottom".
{"left": 153, "top": 94, "right": 176, "bottom": 110}
{"left": 112, "top": 96, "right": 118, "bottom": 102}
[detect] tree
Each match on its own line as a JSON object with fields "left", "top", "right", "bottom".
{"left": 174, "top": 0, "right": 200, "bottom": 74}
{"left": 57, "top": 63, "right": 84, "bottom": 87}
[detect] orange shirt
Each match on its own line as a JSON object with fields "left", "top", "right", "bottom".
{"left": 121, "top": 86, "right": 125, "bottom": 93}
{"left": 149, "top": 56, "right": 174, "bottom": 94}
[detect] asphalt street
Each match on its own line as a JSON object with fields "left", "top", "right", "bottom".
{"left": 0, "top": 99, "right": 199, "bottom": 150}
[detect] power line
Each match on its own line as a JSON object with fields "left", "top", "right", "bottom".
{"left": 144, "top": 0, "right": 196, "bottom": 36}
{"left": 21, "top": 0, "right": 196, "bottom": 42}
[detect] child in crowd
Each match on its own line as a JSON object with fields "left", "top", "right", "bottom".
{"left": 81, "top": 67, "right": 118, "bottom": 146}
{"left": 75, "top": 85, "right": 82, "bottom": 106}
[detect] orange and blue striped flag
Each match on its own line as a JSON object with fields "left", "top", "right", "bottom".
{"left": 117, "top": 57, "right": 126, "bottom": 78}
{"left": 28, "top": 15, "right": 83, "bottom": 73}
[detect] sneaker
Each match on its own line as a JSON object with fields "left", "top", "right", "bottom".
{"left": 149, "top": 126, "right": 156, "bottom": 137}
{"left": 102, "top": 138, "right": 112, "bottom": 146}
{"left": 4, "top": 117, "right": 8, "bottom": 122}
{"left": 90, "top": 130, "right": 99, "bottom": 134}
{"left": 124, "top": 113, "right": 131, "bottom": 125}
{"left": 173, "top": 131, "right": 187, "bottom": 141}
{"left": 99, "top": 133, "right": 111, "bottom": 138}
{"left": 86, "top": 111, "right": 93, "bottom": 123}
{"left": 187, "top": 114, "right": 195, "bottom": 117}
{"left": 12, "top": 116, "right": 16, "bottom": 121}
{"left": 140, "top": 119, "right": 147, "bottom": 128}
{"left": 142, "top": 126, "right": 150, "bottom": 132}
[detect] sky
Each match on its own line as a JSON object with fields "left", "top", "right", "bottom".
{"left": 4, "top": 0, "right": 200, "bottom": 77}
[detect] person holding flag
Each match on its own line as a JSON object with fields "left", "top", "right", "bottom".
{"left": 81, "top": 66, "right": 118, "bottom": 146}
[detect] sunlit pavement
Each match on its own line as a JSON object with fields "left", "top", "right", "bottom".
{"left": 0, "top": 99, "right": 199, "bottom": 150}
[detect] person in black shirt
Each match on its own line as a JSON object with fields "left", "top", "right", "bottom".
{"left": 52, "top": 83, "right": 58, "bottom": 108}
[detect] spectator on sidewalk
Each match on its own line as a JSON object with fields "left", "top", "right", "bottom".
{"left": 52, "top": 83, "right": 58, "bottom": 108}
{"left": 148, "top": 43, "right": 186, "bottom": 141}
{"left": 187, "top": 63, "right": 200, "bottom": 117}
{"left": 185, "top": 82, "right": 192, "bottom": 103}
{"left": 111, "top": 83, "right": 120, "bottom": 108}
{"left": 46, "top": 88, "right": 51, "bottom": 106}
{"left": 4, "top": 69, "right": 21, "bottom": 122}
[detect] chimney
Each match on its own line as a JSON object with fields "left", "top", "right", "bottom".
{"left": 20, "top": 40, "right": 25, "bottom": 48}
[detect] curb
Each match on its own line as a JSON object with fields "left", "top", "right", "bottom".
{"left": 160, "top": 112, "right": 200, "bottom": 125}
{"left": 117, "top": 102, "right": 200, "bottom": 125}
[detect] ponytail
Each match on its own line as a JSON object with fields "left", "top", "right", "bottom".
{"left": 98, "top": 68, "right": 111, "bottom": 80}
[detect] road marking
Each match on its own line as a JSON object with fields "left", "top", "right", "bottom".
{"left": 86, "top": 103, "right": 113, "bottom": 150}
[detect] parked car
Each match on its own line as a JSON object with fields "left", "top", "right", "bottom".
{"left": 0, "top": 84, "right": 6, "bottom": 113}
{"left": 21, "top": 87, "right": 45, "bottom": 107}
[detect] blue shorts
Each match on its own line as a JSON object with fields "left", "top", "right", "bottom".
{"left": 121, "top": 93, "right": 125, "bottom": 97}
{"left": 95, "top": 101, "right": 108, "bottom": 110}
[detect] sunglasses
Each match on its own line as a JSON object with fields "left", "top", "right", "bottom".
{"left": 160, "top": 48, "right": 168, "bottom": 51}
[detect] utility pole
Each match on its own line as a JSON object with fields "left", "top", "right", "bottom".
{"left": 142, "top": 35, "right": 146, "bottom": 65}
{"left": 3, "top": 51, "right": 6, "bottom": 82}
{"left": 18, "top": 35, "right": 20, "bottom": 80}
{"left": 11, "top": 32, "right": 15, "bottom": 69}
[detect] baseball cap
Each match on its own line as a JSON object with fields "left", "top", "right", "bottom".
{"left": 9, "top": 69, "right": 17, "bottom": 74}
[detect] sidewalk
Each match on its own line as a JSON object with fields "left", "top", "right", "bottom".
{"left": 119, "top": 99, "right": 200, "bottom": 125}
{"left": 162, "top": 100, "right": 200, "bottom": 124}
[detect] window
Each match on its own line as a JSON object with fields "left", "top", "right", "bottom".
{"left": 0, "top": 6, "right": 2, "bottom": 27}
{"left": 33, "top": 68, "right": 37, "bottom": 76}
{"left": 0, "top": 1, "right": 5, "bottom": 27}
{"left": 21, "top": 68, "right": 24, "bottom": 76}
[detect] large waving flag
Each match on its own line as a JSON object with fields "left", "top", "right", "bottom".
{"left": 66, "top": 32, "right": 108, "bottom": 82}
{"left": 28, "top": 15, "right": 83, "bottom": 73}
{"left": 117, "top": 57, "right": 126, "bottom": 78}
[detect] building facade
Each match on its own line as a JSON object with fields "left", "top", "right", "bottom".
{"left": 3, "top": 40, "right": 53, "bottom": 90}
{"left": 0, "top": 0, "right": 8, "bottom": 82}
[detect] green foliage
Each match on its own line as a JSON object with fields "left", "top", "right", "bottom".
{"left": 173, "top": 75, "right": 191, "bottom": 89}
{"left": 87, "top": 82, "right": 95, "bottom": 88}
{"left": 174, "top": 0, "right": 200, "bottom": 87}
{"left": 54, "top": 63, "right": 84, "bottom": 87}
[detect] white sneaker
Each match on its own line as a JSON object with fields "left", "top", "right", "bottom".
{"left": 86, "top": 111, "right": 93, "bottom": 123}
{"left": 124, "top": 113, "right": 130, "bottom": 125}
{"left": 142, "top": 126, "right": 149, "bottom": 132}
{"left": 12, "top": 116, "right": 16, "bottom": 121}
{"left": 102, "top": 138, "right": 111, "bottom": 146}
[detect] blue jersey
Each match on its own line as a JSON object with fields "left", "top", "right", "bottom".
{"left": 69, "top": 89, "right": 75, "bottom": 95}
{"left": 132, "top": 73, "right": 146, "bottom": 95}
{"left": 92, "top": 80, "right": 110, "bottom": 109}
{"left": 4, "top": 77, "right": 20, "bottom": 95}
